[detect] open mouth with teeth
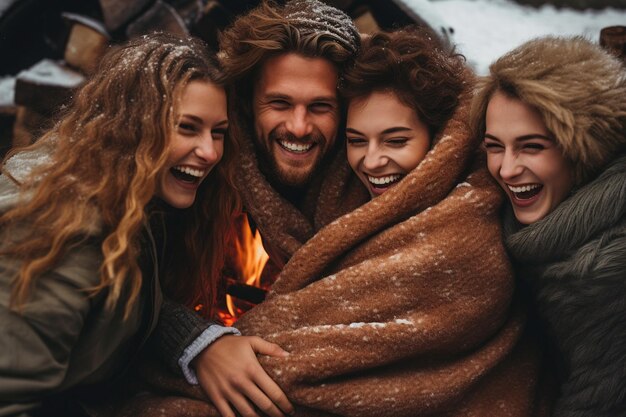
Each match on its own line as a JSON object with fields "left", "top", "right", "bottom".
{"left": 278, "top": 140, "right": 315, "bottom": 154}
{"left": 367, "top": 174, "right": 404, "bottom": 189}
{"left": 171, "top": 165, "right": 205, "bottom": 184}
{"left": 508, "top": 183, "right": 543, "bottom": 200}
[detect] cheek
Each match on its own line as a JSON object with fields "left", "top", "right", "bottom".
{"left": 254, "top": 112, "right": 276, "bottom": 136}
{"left": 215, "top": 141, "right": 225, "bottom": 162}
{"left": 318, "top": 115, "right": 339, "bottom": 141}
{"left": 400, "top": 143, "right": 430, "bottom": 171}
{"left": 544, "top": 165, "right": 574, "bottom": 199}
{"left": 486, "top": 154, "right": 501, "bottom": 180}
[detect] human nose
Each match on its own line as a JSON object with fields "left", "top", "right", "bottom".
{"left": 195, "top": 134, "right": 220, "bottom": 163}
{"left": 499, "top": 149, "right": 523, "bottom": 180}
{"left": 362, "top": 143, "right": 387, "bottom": 171}
{"left": 285, "top": 105, "right": 313, "bottom": 138}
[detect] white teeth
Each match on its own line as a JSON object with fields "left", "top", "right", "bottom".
{"left": 279, "top": 140, "right": 313, "bottom": 153}
{"left": 173, "top": 166, "right": 205, "bottom": 178}
{"left": 368, "top": 174, "right": 402, "bottom": 185}
{"left": 508, "top": 184, "right": 541, "bottom": 193}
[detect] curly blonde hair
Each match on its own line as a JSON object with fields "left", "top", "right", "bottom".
{"left": 1, "top": 32, "right": 239, "bottom": 318}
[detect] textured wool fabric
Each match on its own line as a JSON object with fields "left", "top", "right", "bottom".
{"left": 284, "top": 0, "right": 360, "bottom": 56}
{"left": 233, "top": 116, "right": 368, "bottom": 268}
{"left": 102, "top": 79, "right": 548, "bottom": 417}
{"left": 503, "top": 155, "right": 626, "bottom": 417}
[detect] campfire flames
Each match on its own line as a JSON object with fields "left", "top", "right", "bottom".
{"left": 217, "top": 214, "right": 269, "bottom": 326}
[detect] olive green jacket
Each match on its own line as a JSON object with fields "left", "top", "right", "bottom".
{"left": 0, "top": 151, "right": 162, "bottom": 416}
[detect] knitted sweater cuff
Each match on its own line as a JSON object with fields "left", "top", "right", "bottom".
{"left": 154, "top": 299, "right": 215, "bottom": 374}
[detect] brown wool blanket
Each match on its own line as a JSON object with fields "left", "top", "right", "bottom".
{"left": 107, "top": 89, "right": 549, "bottom": 417}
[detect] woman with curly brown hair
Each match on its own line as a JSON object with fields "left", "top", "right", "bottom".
{"left": 342, "top": 29, "right": 466, "bottom": 197}
{"left": 0, "top": 32, "right": 291, "bottom": 417}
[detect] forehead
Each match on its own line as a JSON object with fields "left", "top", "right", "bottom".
{"left": 486, "top": 91, "right": 547, "bottom": 133}
{"left": 348, "top": 91, "right": 418, "bottom": 124}
{"left": 255, "top": 53, "right": 339, "bottom": 98}
{"left": 177, "top": 80, "right": 227, "bottom": 120}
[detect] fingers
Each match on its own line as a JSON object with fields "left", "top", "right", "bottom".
{"left": 229, "top": 389, "right": 263, "bottom": 417}
{"left": 208, "top": 377, "right": 288, "bottom": 417}
{"left": 252, "top": 368, "right": 294, "bottom": 416}
{"left": 197, "top": 335, "right": 294, "bottom": 417}
{"left": 249, "top": 336, "right": 290, "bottom": 358}
{"left": 205, "top": 383, "right": 240, "bottom": 417}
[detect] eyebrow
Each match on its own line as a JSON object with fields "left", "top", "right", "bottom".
{"left": 180, "top": 114, "right": 203, "bottom": 124}
{"left": 484, "top": 133, "right": 552, "bottom": 141}
{"left": 346, "top": 126, "right": 412, "bottom": 135}
{"left": 265, "top": 93, "right": 338, "bottom": 103}
{"left": 180, "top": 115, "right": 229, "bottom": 127}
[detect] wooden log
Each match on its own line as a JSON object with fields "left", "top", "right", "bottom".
{"left": 14, "top": 59, "right": 85, "bottom": 116}
{"left": 353, "top": 7, "right": 380, "bottom": 35}
{"left": 125, "top": 0, "right": 188, "bottom": 39}
{"left": 12, "top": 106, "right": 48, "bottom": 149}
{"left": 0, "top": 76, "right": 16, "bottom": 117}
{"left": 325, "top": 0, "right": 356, "bottom": 10}
{"left": 0, "top": 77, "right": 17, "bottom": 156}
{"left": 168, "top": 0, "right": 205, "bottom": 28}
{"left": 0, "top": 114, "right": 15, "bottom": 158}
{"left": 98, "top": 0, "right": 153, "bottom": 32}
{"left": 193, "top": 1, "right": 234, "bottom": 50}
{"left": 62, "top": 13, "right": 111, "bottom": 75}
{"left": 600, "top": 26, "right": 626, "bottom": 62}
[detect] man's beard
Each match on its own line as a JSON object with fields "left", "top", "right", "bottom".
{"left": 259, "top": 128, "right": 328, "bottom": 189}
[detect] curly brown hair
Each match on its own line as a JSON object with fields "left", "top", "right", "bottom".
{"left": 341, "top": 28, "right": 467, "bottom": 139}
{"left": 1, "top": 32, "right": 239, "bottom": 318}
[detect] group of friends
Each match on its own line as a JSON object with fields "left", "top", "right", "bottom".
{"left": 1, "top": 0, "right": 625, "bottom": 416}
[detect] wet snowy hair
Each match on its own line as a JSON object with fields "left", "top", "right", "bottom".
{"left": 341, "top": 28, "right": 467, "bottom": 139}
{"left": 1, "top": 32, "right": 239, "bottom": 316}
{"left": 220, "top": 0, "right": 359, "bottom": 81}
{"left": 470, "top": 36, "right": 626, "bottom": 185}
{"left": 219, "top": 0, "right": 359, "bottom": 145}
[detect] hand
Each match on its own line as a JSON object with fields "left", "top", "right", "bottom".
{"left": 194, "top": 335, "right": 294, "bottom": 417}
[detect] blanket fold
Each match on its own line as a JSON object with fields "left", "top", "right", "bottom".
{"left": 104, "top": 85, "right": 548, "bottom": 417}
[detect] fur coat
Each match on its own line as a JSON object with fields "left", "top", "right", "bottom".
{"left": 504, "top": 154, "right": 626, "bottom": 417}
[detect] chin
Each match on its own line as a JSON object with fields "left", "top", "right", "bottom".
{"left": 162, "top": 195, "right": 195, "bottom": 209}
{"left": 512, "top": 208, "right": 549, "bottom": 225}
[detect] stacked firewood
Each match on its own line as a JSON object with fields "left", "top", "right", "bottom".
{"left": 0, "top": 0, "right": 242, "bottom": 152}
{"left": 0, "top": 0, "right": 460, "bottom": 156}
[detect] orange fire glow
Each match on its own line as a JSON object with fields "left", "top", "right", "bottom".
{"left": 218, "top": 215, "right": 269, "bottom": 326}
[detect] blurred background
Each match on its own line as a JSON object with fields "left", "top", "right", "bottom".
{"left": 0, "top": 0, "right": 624, "bottom": 156}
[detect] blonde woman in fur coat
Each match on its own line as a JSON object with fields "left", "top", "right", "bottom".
{"left": 471, "top": 36, "right": 626, "bottom": 416}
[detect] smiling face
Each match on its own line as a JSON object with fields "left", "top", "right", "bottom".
{"left": 252, "top": 53, "right": 340, "bottom": 188}
{"left": 346, "top": 91, "right": 431, "bottom": 198}
{"left": 156, "top": 80, "right": 228, "bottom": 209}
{"left": 484, "top": 91, "right": 574, "bottom": 224}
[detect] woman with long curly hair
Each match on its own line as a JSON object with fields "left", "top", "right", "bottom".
{"left": 0, "top": 32, "right": 291, "bottom": 417}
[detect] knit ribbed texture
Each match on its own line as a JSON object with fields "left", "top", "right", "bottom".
{"left": 152, "top": 299, "right": 216, "bottom": 375}
{"left": 284, "top": 0, "right": 359, "bottom": 55}
{"left": 505, "top": 155, "right": 626, "bottom": 417}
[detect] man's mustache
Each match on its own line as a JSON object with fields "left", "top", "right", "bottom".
{"left": 269, "top": 128, "right": 323, "bottom": 144}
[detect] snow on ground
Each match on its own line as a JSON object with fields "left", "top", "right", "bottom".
{"left": 410, "top": 0, "right": 626, "bottom": 73}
